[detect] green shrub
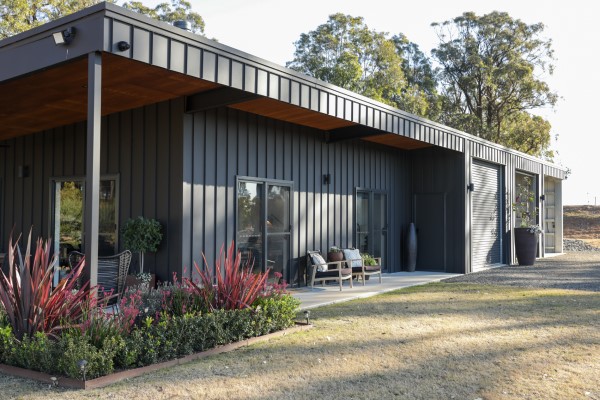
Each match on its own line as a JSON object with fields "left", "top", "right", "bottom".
{"left": 55, "top": 334, "right": 121, "bottom": 379}
{"left": 253, "top": 294, "right": 300, "bottom": 334}
{"left": 0, "top": 325, "right": 15, "bottom": 364}
{"left": 8, "top": 332, "right": 56, "bottom": 373}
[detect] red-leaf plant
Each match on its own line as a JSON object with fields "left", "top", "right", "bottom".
{"left": 185, "top": 241, "right": 270, "bottom": 311}
{"left": 0, "top": 232, "right": 90, "bottom": 341}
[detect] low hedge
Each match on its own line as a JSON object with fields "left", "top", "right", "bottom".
{"left": 0, "top": 294, "right": 300, "bottom": 379}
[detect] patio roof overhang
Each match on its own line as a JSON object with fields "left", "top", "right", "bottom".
{"left": 0, "top": 52, "right": 430, "bottom": 150}
{"left": 0, "top": 2, "right": 435, "bottom": 151}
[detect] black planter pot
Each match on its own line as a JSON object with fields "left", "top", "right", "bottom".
{"left": 514, "top": 227, "right": 538, "bottom": 266}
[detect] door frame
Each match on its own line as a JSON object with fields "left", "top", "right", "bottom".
{"left": 235, "top": 176, "right": 294, "bottom": 282}
{"left": 354, "top": 187, "right": 389, "bottom": 270}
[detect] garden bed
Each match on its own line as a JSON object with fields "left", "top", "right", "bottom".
{"left": 0, "top": 322, "right": 312, "bottom": 390}
{"left": 0, "top": 238, "right": 302, "bottom": 391}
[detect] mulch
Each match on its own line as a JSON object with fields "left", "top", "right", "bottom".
{"left": 443, "top": 251, "right": 600, "bottom": 292}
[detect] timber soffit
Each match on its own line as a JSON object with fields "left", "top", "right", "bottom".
{"left": 0, "top": 2, "right": 566, "bottom": 177}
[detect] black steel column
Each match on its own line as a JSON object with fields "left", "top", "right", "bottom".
{"left": 84, "top": 51, "right": 102, "bottom": 288}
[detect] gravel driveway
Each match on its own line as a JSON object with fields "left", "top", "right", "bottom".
{"left": 444, "top": 251, "right": 600, "bottom": 292}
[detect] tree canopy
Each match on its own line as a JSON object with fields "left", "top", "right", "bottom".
{"left": 288, "top": 11, "right": 558, "bottom": 158}
{"left": 0, "top": 0, "right": 101, "bottom": 39}
{"left": 286, "top": 13, "right": 406, "bottom": 107}
{"left": 0, "top": 0, "right": 204, "bottom": 40}
{"left": 431, "top": 11, "right": 557, "bottom": 157}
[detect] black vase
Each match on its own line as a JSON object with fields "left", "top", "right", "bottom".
{"left": 514, "top": 227, "right": 538, "bottom": 266}
{"left": 406, "top": 223, "right": 417, "bottom": 272}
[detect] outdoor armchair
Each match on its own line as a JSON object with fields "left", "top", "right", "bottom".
{"left": 342, "top": 248, "right": 382, "bottom": 285}
{"left": 307, "top": 250, "right": 353, "bottom": 291}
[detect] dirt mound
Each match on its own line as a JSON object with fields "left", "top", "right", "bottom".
{"left": 564, "top": 205, "right": 600, "bottom": 247}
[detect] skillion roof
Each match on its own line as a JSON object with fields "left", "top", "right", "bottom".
{"left": 0, "top": 2, "right": 566, "bottom": 179}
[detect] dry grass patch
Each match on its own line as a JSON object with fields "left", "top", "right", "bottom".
{"left": 2, "top": 283, "right": 599, "bottom": 400}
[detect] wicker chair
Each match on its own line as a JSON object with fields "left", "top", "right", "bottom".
{"left": 68, "top": 250, "right": 132, "bottom": 304}
{"left": 307, "top": 250, "right": 353, "bottom": 291}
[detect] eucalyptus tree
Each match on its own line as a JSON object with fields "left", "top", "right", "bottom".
{"left": 431, "top": 11, "right": 557, "bottom": 157}
{"left": 286, "top": 13, "right": 407, "bottom": 108}
{"left": 0, "top": 0, "right": 204, "bottom": 39}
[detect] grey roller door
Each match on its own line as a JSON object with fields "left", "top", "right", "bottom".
{"left": 471, "top": 160, "right": 502, "bottom": 271}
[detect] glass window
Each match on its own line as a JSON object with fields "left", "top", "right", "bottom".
{"left": 52, "top": 178, "right": 118, "bottom": 269}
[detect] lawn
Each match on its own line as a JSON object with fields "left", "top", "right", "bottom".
{"left": 2, "top": 282, "right": 599, "bottom": 400}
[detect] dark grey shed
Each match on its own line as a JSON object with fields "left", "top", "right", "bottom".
{"left": 0, "top": 3, "right": 566, "bottom": 285}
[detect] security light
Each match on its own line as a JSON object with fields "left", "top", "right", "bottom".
{"left": 117, "top": 41, "right": 131, "bottom": 51}
{"left": 52, "top": 27, "right": 76, "bottom": 45}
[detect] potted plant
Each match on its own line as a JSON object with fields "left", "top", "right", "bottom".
{"left": 513, "top": 176, "right": 541, "bottom": 265}
{"left": 121, "top": 216, "right": 163, "bottom": 288}
{"left": 327, "top": 246, "right": 343, "bottom": 262}
{"left": 361, "top": 253, "right": 378, "bottom": 266}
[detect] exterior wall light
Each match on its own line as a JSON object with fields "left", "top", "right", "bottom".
{"left": 467, "top": 183, "right": 475, "bottom": 192}
{"left": 53, "top": 27, "right": 77, "bottom": 45}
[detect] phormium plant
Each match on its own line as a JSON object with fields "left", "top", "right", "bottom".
{"left": 186, "top": 241, "right": 270, "bottom": 311}
{"left": 0, "top": 232, "right": 90, "bottom": 340}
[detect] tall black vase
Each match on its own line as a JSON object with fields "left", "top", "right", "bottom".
{"left": 406, "top": 223, "right": 417, "bottom": 272}
{"left": 514, "top": 227, "right": 538, "bottom": 266}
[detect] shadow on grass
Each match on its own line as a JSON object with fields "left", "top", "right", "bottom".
{"left": 2, "top": 283, "right": 598, "bottom": 399}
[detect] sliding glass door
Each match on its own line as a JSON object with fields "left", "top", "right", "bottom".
{"left": 356, "top": 189, "right": 388, "bottom": 269}
{"left": 237, "top": 178, "right": 292, "bottom": 282}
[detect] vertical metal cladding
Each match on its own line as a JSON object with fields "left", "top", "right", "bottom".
{"left": 410, "top": 147, "right": 465, "bottom": 273}
{"left": 0, "top": 99, "right": 185, "bottom": 282}
{"left": 182, "top": 107, "right": 411, "bottom": 285}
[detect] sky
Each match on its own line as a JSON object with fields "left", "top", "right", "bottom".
{"left": 154, "top": 0, "right": 599, "bottom": 205}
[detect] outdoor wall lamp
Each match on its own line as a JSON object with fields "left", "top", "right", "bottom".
{"left": 117, "top": 41, "right": 131, "bottom": 51}
{"left": 323, "top": 174, "right": 331, "bottom": 185}
{"left": 467, "top": 183, "right": 475, "bottom": 192}
{"left": 52, "top": 27, "right": 76, "bottom": 45}
{"left": 540, "top": 194, "right": 546, "bottom": 201}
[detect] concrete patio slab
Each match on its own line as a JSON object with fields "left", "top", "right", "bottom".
{"left": 291, "top": 271, "right": 460, "bottom": 310}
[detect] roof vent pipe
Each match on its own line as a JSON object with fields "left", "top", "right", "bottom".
{"left": 173, "top": 20, "right": 192, "bottom": 31}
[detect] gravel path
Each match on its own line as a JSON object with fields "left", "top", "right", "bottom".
{"left": 444, "top": 251, "right": 600, "bottom": 292}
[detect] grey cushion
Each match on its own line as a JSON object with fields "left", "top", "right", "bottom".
{"left": 343, "top": 248, "right": 362, "bottom": 268}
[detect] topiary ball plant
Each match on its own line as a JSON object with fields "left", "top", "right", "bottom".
{"left": 121, "top": 217, "right": 163, "bottom": 274}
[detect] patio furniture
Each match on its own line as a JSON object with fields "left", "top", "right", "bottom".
{"left": 68, "top": 250, "right": 132, "bottom": 304}
{"left": 342, "top": 248, "right": 382, "bottom": 285}
{"left": 307, "top": 250, "right": 353, "bottom": 291}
